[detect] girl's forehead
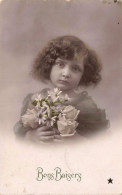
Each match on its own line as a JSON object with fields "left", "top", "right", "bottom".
{"left": 56, "top": 54, "right": 85, "bottom": 64}
{"left": 58, "top": 50, "right": 85, "bottom": 61}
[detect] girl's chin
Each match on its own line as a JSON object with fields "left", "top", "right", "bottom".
{"left": 55, "top": 86, "right": 72, "bottom": 93}
{"left": 54, "top": 84, "right": 70, "bottom": 90}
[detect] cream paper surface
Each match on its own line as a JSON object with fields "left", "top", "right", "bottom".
{"left": 0, "top": 0, "right": 122, "bottom": 194}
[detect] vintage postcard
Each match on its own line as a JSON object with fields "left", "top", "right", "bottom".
{"left": 0, "top": 0, "right": 122, "bottom": 194}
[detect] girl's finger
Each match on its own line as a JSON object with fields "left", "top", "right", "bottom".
{"left": 54, "top": 134, "right": 62, "bottom": 140}
{"left": 37, "top": 126, "right": 52, "bottom": 132}
{"left": 39, "top": 135, "right": 54, "bottom": 141}
{"left": 53, "top": 128, "right": 60, "bottom": 135}
{"left": 39, "top": 131, "right": 55, "bottom": 136}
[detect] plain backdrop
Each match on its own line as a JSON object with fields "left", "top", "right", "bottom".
{"left": 0, "top": 0, "right": 122, "bottom": 194}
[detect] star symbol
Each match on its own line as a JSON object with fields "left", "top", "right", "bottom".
{"left": 108, "top": 178, "right": 113, "bottom": 184}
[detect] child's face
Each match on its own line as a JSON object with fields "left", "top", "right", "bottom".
{"left": 50, "top": 57, "right": 84, "bottom": 92}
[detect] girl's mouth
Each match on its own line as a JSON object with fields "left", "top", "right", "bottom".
{"left": 58, "top": 80, "right": 69, "bottom": 84}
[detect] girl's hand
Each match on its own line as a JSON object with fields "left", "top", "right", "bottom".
{"left": 26, "top": 126, "right": 61, "bottom": 143}
{"left": 53, "top": 127, "right": 62, "bottom": 140}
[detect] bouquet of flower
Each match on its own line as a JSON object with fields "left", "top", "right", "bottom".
{"left": 21, "top": 88, "right": 80, "bottom": 136}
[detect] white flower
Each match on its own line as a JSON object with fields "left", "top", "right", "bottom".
{"left": 36, "top": 109, "right": 48, "bottom": 125}
{"left": 47, "top": 88, "right": 62, "bottom": 102}
{"left": 59, "top": 93, "right": 70, "bottom": 103}
{"left": 35, "top": 101, "right": 41, "bottom": 110}
{"left": 64, "top": 94, "right": 70, "bottom": 102}
{"left": 45, "top": 116, "right": 57, "bottom": 127}
{"left": 57, "top": 119, "right": 78, "bottom": 135}
{"left": 61, "top": 105, "right": 80, "bottom": 120}
{"left": 35, "top": 94, "right": 43, "bottom": 102}
{"left": 21, "top": 106, "right": 49, "bottom": 128}
{"left": 41, "top": 101, "right": 51, "bottom": 117}
{"left": 51, "top": 104, "right": 65, "bottom": 114}
{"left": 21, "top": 109, "right": 39, "bottom": 128}
{"left": 53, "top": 88, "right": 62, "bottom": 96}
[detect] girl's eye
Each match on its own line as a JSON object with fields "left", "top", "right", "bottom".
{"left": 59, "top": 62, "right": 65, "bottom": 67}
{"left": 56, "top": 62, "right": 65, "bottom": 68}
{"left": 72, "top": 66, "right": 80, "bottom": 72}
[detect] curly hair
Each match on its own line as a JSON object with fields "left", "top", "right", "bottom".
{"left": 32, "top": 35, "right": 102, "bottom": 86}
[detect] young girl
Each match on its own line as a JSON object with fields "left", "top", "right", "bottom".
{"left": 14, "top": 35, "right": 109, "bottom": 142}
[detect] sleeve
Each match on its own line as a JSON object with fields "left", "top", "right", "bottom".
{"left": 13, "top": 93, "right": 33, "bottom": 138}
{"left": 76, "top": 95, "right": 109, "bottom": 136}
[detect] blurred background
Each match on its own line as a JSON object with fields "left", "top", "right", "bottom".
{"left": 0, "top": 0, "right": 122, "bottom": 136}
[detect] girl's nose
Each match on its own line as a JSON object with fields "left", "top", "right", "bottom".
{"left": 62, "top": 66, "right": 71, "bottom": 78}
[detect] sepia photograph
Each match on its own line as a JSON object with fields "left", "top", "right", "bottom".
{"left": 0, "top": 0, "right": 122, "bottom": 194}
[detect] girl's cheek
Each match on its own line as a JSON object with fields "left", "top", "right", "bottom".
{"left": 74, "top": 71, "right": 83, "bottom": 79}
{"left": 76, "top": 73, "right": 83, "bottom": 85}
{"left": 79, "top": 71, "right": 83, "bottom": 79}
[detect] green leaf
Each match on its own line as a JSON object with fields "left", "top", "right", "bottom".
{"left": 32, "top": 100, "right": 37, "bottom": 106}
